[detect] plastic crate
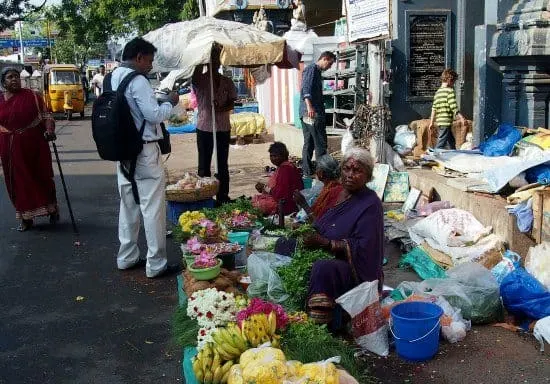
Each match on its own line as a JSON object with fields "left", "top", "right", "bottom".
{"left": 167, "top": 199, "right": 215, "bottom": 225}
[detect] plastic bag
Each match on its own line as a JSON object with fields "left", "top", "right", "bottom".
{"left": 393, "top": 125, "right": 417, "bottom": 150}
{"left": 501, "top": 268, "right": 550, "bottom": 319}
{"left": 507, "top": 198, "right": 533, "bottom": 233}
{"left": 491, "top": 250, "right": 521, "bottom": 284}
{"left": 479, "top": 123, "right": 522, "bottom": 156}
{"left": 231, "top": 346, "right": 287, "bottom": 384}
{"left": 417, "top": 201, "right": 453, "bottom": 217}
{"left": 525, "top": 242, "right": 550, "bottom": 290}
{"left": 284, "top": 357, "right": 340, "bottom": 384}
{"left": 525, "top": 163, "right": 550, "bottom": 185}
{"left": 395, "top": 263, "right": 502, "bottom": 324}
{"left": 533, "top": 316, "right": 550, "bottom": 352}
{"left": 436, "top": 296, "right": 471, "bottom": 343}
{"left": 246, "top": 252, "right": 292, "bottom": 303}
{"left": 341, "top": 127, "right": 354, "bottom": 155}
{"left": 399, "top": 247, "right": 447, "bottom": 280}
{"left": 336, "top": 280, "right": 389, "bottom": 356}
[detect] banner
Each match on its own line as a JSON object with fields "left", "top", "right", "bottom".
{"left": 0, "top": 38, "right": 54, "bottom": 48}
{"left": 205, "top": 0, "right": 292, "bottom": 16}
{"left": 345, "top": 0, "right": 390, "bottom": 41}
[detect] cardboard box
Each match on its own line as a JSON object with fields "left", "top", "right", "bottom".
{"left": 532, "top": 188, "right": 550, "bottom": 243}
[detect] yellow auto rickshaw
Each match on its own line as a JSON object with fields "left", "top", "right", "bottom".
{"left": 42, "top": 64, "right": 85, "bottom": 119}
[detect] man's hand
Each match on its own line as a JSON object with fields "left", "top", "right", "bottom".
{"left": 293, "top": 190, "right": 307, "bottom": 208}
{"left": 307, "top": 108, "right": 315, "bottom": 119}
{"left": 0, "top": 125, "right": 9, "bottom": 134}
{"left": 169, "top": 91, "right": 179, "bottom": 106}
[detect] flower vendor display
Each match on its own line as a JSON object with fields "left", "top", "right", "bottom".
{"left": 223, "top": 209, "right": 259, "bottom": 230}
{"left": 178, "top": 211, "right": 227, "bottom": 242}
{"left": 187, "top": 289, "right": 238, "bottom": 329}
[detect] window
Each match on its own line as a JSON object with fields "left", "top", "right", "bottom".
{"left": 50, "top": 71, "right": 79, "bottom": 85}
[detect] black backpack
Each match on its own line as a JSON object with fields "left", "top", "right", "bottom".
{"left": 91, "top": 71, "right": 146, "bottom": 204}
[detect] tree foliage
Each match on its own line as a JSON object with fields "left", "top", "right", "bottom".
{"left": 0, "top": 0, "right": 45, "bottom": 31}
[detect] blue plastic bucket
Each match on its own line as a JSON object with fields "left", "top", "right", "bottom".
{"left": 390, "top": 302, "right": 443, "bottom": 362}
{"left": 303, "top": 177, "right": 313, "bottom": 189}
{"left": 228, "top": 232, "right": 249, "bottom": 246}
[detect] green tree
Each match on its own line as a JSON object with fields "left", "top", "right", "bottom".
{"left": 181, "top": 0, "right": 199, "bottom": 21}
{"left": 0, "top": 0, "right": 45, "bottom": 31}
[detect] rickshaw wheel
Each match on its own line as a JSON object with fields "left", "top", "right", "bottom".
{"left": 80, "top": 111, "right": 85, "bottom": 118}
{"left": 66, "top": 110, "right": 72, "bottom": 120}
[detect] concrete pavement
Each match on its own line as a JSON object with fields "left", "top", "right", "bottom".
{"left": 0, "top": 116, "right": 182, "bottom": 383}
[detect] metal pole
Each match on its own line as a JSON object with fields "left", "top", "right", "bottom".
{"left": 18, "top": 21, "right": 25, "bottom": 64}
{"left": 209, "top": 59, "right": 219, "bottom": 174}
{"left": 198, "top": 0, "right": 205, "bottom": 17}
{"left": 51, "top": 141, "right": 79, "bottom": 234}
{"left": 46, "top": 19, "right": 52, "bottom": 61}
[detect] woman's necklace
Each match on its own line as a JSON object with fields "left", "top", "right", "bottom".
{"left": 335, "top": 190, "right": 352, "bottom": 205}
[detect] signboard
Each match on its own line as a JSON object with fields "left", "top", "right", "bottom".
{"left": 406, "top": 11, "right": 451, "bottom": 100}
{"left": 205, "top": 0, "right": 292, "bottom": 16}
{"left": 0, "top": 38, "right": 54, "bottom": 48}
{"left": 344, "top": 0, "right": 390, "bottom": 42}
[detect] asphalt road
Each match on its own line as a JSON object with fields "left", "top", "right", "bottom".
{"left": 0, "top": 115, "right": 182, "bottom": 383}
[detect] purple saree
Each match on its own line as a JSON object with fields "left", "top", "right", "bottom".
{"left": 307, "top": 187, "right": 384, "bottom": 324}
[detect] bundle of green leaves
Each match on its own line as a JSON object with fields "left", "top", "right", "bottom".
{"left": 277, "top": 247, "right": 333, "bottom": 312}
{"left": 281, "top": 321, "right": 370, "bottom": 382}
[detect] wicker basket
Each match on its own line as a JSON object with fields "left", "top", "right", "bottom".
{"left": 165, "top": 182, "right": 219, "bottom": 202}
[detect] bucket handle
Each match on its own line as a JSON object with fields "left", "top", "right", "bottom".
{"left": 389, "top": 318, "right": 441, "bottom": 343}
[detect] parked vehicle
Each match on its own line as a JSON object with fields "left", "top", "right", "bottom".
{"left": 42, "top": 64, "right": 85, "bottom": 119}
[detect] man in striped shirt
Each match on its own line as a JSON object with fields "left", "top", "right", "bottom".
{"left": 429, "top": 69, "right": 465, "bottom": 149}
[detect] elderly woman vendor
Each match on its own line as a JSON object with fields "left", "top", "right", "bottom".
{"left": 304, "top": 148, "right": 384, "bottom": 325}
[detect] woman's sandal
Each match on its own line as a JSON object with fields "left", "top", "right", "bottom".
{"left": 17, "top": 219, "right": 33, "bottom": 232}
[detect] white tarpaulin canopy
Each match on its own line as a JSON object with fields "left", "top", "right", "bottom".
{"left": 144, "top": 17, "right": 299, "bottom": 87}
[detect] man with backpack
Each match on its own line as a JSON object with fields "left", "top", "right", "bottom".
{"left": 105, "top": 37, "right": 179, "bottom": 278}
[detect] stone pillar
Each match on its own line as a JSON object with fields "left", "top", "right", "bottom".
{"left": 490, "top": 0, "right": 550, "bottom": 128}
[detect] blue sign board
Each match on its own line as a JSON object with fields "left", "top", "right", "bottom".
{"left": 0, "top": 38, "right": 55, "bottom": 48}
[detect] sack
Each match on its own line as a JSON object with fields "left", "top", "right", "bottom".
{"left": 159, "top": 122, "right": 171, "bottom": 155}
{"left": 92, "top": 71, "right": 145, "bottom": 161}
{"left": 533, "top": 316, "right": 550, "bottom": 352}
{"left": 336, "top": 280, "right": 389, "bottom": 356}
{"left": 500, "top": 268, "right": 550, "bottom": 320}
{"left": 491, "top": 250, "right": 521, "bottom": 284}
{"left": 525, "top": 242, "right": 550, "bottom": 290}
{"left": 341, "top": 127, "right": 354, "bottom": 155}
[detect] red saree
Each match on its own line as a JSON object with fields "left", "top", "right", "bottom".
{"left": 0, "top": 89, "right": 57, "bottom": 220}
{"left": 310, "top": 180, "right": 343, "bottom": 220}
{"left": 252, "top": 161, "right": 303, "bottom": 215}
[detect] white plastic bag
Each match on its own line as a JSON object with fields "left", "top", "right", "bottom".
{"left": 526, "top": 242, "right": 550, "bottom": 290}
{"left": 393, "top": 125, "right": 416, "bottom": 150}
{"left": 336, "top": 280, "right": 389, "bottom": 356}
{"left": 341, "top": 127, "right": 354, "bottom": 155}
{"left": 533, "top": 316, "right": 550, "bottom": 352}
{"left": 246, "top": 252, "right": 292, "bottom": 303}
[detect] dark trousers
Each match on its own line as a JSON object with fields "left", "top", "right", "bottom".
{"left": 435, "top": 126, "right": 456, "bottom": 150}
{"left": 196, "top": 129, "right": 230, "bottom": 202}
{"left": 301, "top": 115, "right": 327, "bottom": 176}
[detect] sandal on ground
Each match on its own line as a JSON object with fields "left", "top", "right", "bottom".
{"left": 17, "top": 219, "right": 33, "bottom": 232}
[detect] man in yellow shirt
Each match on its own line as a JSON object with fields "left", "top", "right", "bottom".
{"left": 429, "top": 69, "right": 465, "bottom": 149}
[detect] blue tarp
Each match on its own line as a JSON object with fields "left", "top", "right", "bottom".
{"left": 167, "top": 124, "right": 196, "bottom": 134}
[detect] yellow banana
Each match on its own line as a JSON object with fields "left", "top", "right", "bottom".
{"left": 221, "top": 360, "right": 234, "bottom": 375}
{"left": 211, "top": 350, "right": 221, "bottom": 373}
{"left": 204, "top": 370, "right": 213, "bottom": 384}
{"left": 211, "top": 330, "right": 225, "bottom": 346}
{"left": 212, "top": 366, "right": 223, "bottom": 384}
{"left": 195, "top": 369, "right": 204, "bottom": 383}
{"left": 219, "top": 342, "right": 241, "bottom": 357}
{"left": 221, "top": 370, "right": 231, "bottom": 384}
{"left": 192, "top": 358, "right": 202, "bottom": 377}
{"left": 268, "top": 311, "right": 277, "bottom": 336}
{"left": 228, "top": 326, "right": 248, "bottom": 352}
{"left": 221, "top": 328, "right": 237, "bottom": 349}
{"left": 215, "top": 344, "right": 234, "bottom": 361}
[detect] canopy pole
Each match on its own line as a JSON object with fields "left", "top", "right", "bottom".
{"left": 209, "top": 58, "right": 219, "bottom": 175}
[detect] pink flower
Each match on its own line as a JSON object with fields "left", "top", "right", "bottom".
{"left": 236, "top": 298, "right": 288, "bottom": 330}
{"left": 194, "top": 250, "right": 218, "bottom": 268}
{"left": 187, "top": 237, "right": 203, "bottom": 253}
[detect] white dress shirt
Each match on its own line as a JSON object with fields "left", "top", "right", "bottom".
{"left": 110, "top": 67, "right": 173, "bottom": 141}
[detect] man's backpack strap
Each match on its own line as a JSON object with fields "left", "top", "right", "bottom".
{"left": 120, "top": 120, "right": 147, "bottom": 204}
{"left": 102, "top": 72, "right": 113, "bottom": 92}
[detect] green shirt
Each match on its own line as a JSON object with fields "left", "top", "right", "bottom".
{"left": 432, "top": 86, "right": 458, "bottom": 127}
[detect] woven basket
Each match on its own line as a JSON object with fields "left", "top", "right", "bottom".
{"left": 165, "top": 182, "right": 219, "bottom": 202}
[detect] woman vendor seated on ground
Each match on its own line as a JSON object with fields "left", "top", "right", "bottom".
{"left": 303, "top": 148, "right": 384, "bottom": 325}
{"left": 252, "top": 142, "right": 304, "bottom": 216}
{"left": 293, "top": 154, "right": 343, "bottom": 222}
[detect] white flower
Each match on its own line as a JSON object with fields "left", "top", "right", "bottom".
{"left": 187, "top": 288, "right": 238, "bottom": 328}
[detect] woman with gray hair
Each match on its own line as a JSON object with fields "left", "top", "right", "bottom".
{"left": 0, "top": 67, "right": 58, "bottom": 231}
{"left": 294, "top": 154, "right": 343, "bottom": 221}
{"left": 302, "top": 147, "right": 384, "bottom": 326}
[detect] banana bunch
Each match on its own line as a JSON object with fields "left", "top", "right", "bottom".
{"left": 241, "top": 311, "right": 281, "bottom": 348}
{"left": 211, "top": 323, "right": 249, "bottom": 361}
{"left": 192, "top": 342, "right": 234, "bottom": 384}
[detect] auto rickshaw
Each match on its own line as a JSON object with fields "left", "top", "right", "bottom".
{"left": 42, "top": 64, "right": 85, "bottom": 119}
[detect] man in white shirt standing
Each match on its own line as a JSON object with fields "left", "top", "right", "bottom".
{"left": 91, "top": 65, "right": 106, "bottom": 97}
{"left": 111, "top": 37, "right": 180, "bottom": 278}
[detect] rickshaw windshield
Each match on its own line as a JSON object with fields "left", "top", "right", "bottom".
{"left": 50, "top": 71, "right": 79, "bottom": 85}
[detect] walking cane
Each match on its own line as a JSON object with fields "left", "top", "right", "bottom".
{"left": 51, "top": 141, "right": 79, "bottom": 234}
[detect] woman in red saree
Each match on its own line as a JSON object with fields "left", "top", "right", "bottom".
{"left": 252, "top": 142, "right": 303, "bottom": 216}
{"left": 293, "top": 154, "right": 343, "bottom": 221}
{"left": 0, "top": 68, "right": 58, "bottom": 231}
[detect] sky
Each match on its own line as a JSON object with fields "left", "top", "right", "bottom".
{"left": 30, "top": 0, "right": 61, "bottom": 5}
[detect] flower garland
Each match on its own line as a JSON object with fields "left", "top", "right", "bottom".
{"left": 186, "top": 288, "right": 238, "bottom": 328}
